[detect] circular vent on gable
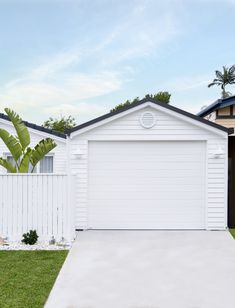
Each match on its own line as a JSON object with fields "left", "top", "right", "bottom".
{"left": 140, "top": 111, "right": 156, "bottom": 128}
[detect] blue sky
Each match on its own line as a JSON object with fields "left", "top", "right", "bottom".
{"left": 0, "top": 0, "right": 234, "bottom": 125}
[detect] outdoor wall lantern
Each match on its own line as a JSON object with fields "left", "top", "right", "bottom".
{"left": 213, "top": 146, "right": 224, "bottom": 159}
{"left": 73, "top": 148, "right": 83, "bottom": 159}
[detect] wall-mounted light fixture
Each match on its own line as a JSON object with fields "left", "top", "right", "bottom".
{"left": 213, "top": 146, "right": 224, "bottom": 159}
{"left": 73, "top": 148, "right": 83, "bottom": 159}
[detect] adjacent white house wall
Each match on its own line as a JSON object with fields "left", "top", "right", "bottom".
{"left": 70, "top": 103, "right": 228, "bottom": 230}
{"left": 0, "top": 174, "right": 76, "bottom": 241}
{"left": 0, "top": 118, "right": 67, "bottom": 174}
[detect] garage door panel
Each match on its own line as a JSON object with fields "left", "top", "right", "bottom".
{"left": 89, "top": 177, "right": 204, "bottom": 186}
{"left": 90, "top": 188, "right": 205, "bottom": 200}
{"left": 90, "top": 161, "right": 204, "bottom": 170}
{"left": 91, "top": 156, "right": 203, "bottom": 163}
{"left": 89, "top": 169, "right": 204, "bottom": 178}
{"left": 90, "top": 186, "right": 205, "bottom": 194}
{"left": 88, "top": 141, "right": 206, "bottom": 229}
{"left": 91, "top": 141, "right": 203, "bottom": 154}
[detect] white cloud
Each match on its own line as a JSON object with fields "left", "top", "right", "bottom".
{"left": 44, "top": 102, "right": 109, "bottom": 123}
{"left": 6, "top": 50, "right": 81, "bottom": 88}
{"left": 0, "top": 71, "right": 122, "bottom": 113}
{"left": 161, "top": 75, "right": 210, "bottom": 92}
{"left": 96, "top": 10, "right": 182, "bottom": 68}
{"left": 0, "top": 1, "right": 184, "bottom": 124}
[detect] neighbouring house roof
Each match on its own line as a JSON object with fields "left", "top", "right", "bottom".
{"left": 197, "top": 95, "right": 235, "bottom": 117}
{"left": 0, "top": 112, "right": 66, "bottom": 139}
{"left": 68, "top": 97, "right": 234, "bottom": 135}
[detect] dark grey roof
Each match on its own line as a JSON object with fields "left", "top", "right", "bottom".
{"left": 68, "top": 97, "right": 233, "bottom": 135}
{"left": 197, "top": 95, "right": 235, "bottom": 117}
{"left": 0, "top": 112, "right": 66, "bottom": 139}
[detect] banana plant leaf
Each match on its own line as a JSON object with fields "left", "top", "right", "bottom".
{"left": 31, "top": 138, "right": 57, "bottom": 169}
{"left": 0, "top": 157, "right": 17, "bottom": 173}
{"left": 5, "top": 108, "right": 30, "bottom": 151}
{"left": 0, "top": 128, "right": 22, "bottom": 163}
{"left": 18, "top": 148, "right": 32, "bottom": 173}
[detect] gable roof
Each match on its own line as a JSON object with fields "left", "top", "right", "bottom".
{"left": 68, "top": 97, "right": 233, "bottom": 135}
{"left": 197, "top": 95, "right": 235, "bottom": 117}
{"left": 0, "top": 112, "right": 66, "bottom": 139}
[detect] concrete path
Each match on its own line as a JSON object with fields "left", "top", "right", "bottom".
{"left": 45, "top": 231, "right": 235, "bottom": 308}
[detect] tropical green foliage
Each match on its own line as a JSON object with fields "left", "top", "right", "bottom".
{"left": 0, "top": 157, "right": 16, "bottom": 173}
{"left": 6, "top": 108, "right": 30, "bottom": 151}
{"left": 110, "top": 91, "right": 171, "bottom": 113}
{"left": 0, "top": 108, "right": 57, "bottom": 173}
{"left": 43, "top": 115, "right": 76, "bottom": 133}
{"left": 208, "top": 65, "right": 235, "bottom": 98}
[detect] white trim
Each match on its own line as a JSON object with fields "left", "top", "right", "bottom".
{"left": 224, "top": 138, "right": 228, "bottom": 229}
{"left": 75, "top": 135, "right": 226, "bottom": 141}
{"left": 205, "top": 141, "right": 208, "bottom": 230}
{"left": 70, "top": 101, "right": 228, "bottom": 138}
{"left": 148, "top": 102, "right": 228, "bottom": 138}
{"left": 70, "top": 103, "right": 149, "bottom": 137}
{"left": 84, "top": 139, "right": 89, "bottom": 230}
{"left": 66, "top": 136, "right": 71, "bottom": 175}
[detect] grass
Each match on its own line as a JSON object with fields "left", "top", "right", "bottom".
{"left": 229, "top": 229, "right": 235, "bottom": 239}
{"left": 0, "top": 250, "right": 68, "bottom": 308}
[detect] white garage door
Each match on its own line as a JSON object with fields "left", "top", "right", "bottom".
{"left": 88, "top": 141, "right": 206, "bottom": 229}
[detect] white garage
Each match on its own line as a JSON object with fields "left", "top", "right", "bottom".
{"left": 68, "top": 98, "right": 231, "bottom": 230}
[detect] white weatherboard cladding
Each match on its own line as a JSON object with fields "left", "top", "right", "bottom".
{"left": 0, "top": 119, "right": 67, "bottom": 174}
{"left": 88, "top": 141, "right": 206, "bottom": 229}
{"left": 71, "top": 104, "right": 228, "bottom": 230}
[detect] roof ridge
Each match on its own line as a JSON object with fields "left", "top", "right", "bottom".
{"left": 67, "top": 97, "right": 232, "bottom": 135}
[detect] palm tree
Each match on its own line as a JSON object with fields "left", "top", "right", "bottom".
{"left": 208, "top": 65, "right": 235, "bottom": 98}
{"left": 0, "top": 108, "right": 57, "bottom": 173}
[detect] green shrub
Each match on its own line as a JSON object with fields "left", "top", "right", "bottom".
{"left": 22, "top": 230, "right": 38, "bottom": 245}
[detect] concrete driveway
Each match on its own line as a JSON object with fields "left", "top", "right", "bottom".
{"left": 45, "top": 231, "right": 235, "bottom": 308}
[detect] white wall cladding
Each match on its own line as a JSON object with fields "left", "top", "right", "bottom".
{"left": 0, "top": 119, "right": 67, "bottom": 174}
{"left": 207, "top": 140, "right": 228, "bottom": 229}
{"left": 70, "top": 140, "right": 88, "bottom": 229}
{"left": 70, "top": 103, "right": 228, "bottom": 230}
{"left": 0, "top": 174, "right": 75, "bottom": 241}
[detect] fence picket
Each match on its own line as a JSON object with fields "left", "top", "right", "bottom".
{"left": 0, "top": 174, "right": 74, "bottom": 242}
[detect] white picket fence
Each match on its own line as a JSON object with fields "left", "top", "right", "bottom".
{"left": 0, "top": 174, "right": 75, "bottom": 242}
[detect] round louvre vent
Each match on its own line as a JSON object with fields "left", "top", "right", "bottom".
{"left": 140, "top": 111, "right": 156, "bottom": 128}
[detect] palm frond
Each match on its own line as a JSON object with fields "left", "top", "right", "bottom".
{"left": 30, "top": 138, "right": 57, "bottom": 169}
{"left": 4, "top": 108, "right": 30, "bottom": 152}
{"left": 0, "top": 157, "right": 17, "bottom": 173}
{"left": 18, "top": 148, "right": 32, "bottom": 173}
{"left": 0, "top": 128, "right": 22, "bottom": 163}
{"left": 215, "top": 70, "right": 223, "bottom": 81}
{"left": 208, "top": 81, "right": 222, "bottom": 88}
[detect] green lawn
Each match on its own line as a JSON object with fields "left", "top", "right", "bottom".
{"left": 230, "top": 229, "right": 235, "bottom": 239}
{"left": 0, "top": 250, "right": 68, "bottom": 308}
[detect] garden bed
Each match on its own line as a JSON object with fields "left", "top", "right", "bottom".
{"left": 0, "top": 240, "right": 71, "bottom": 250}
